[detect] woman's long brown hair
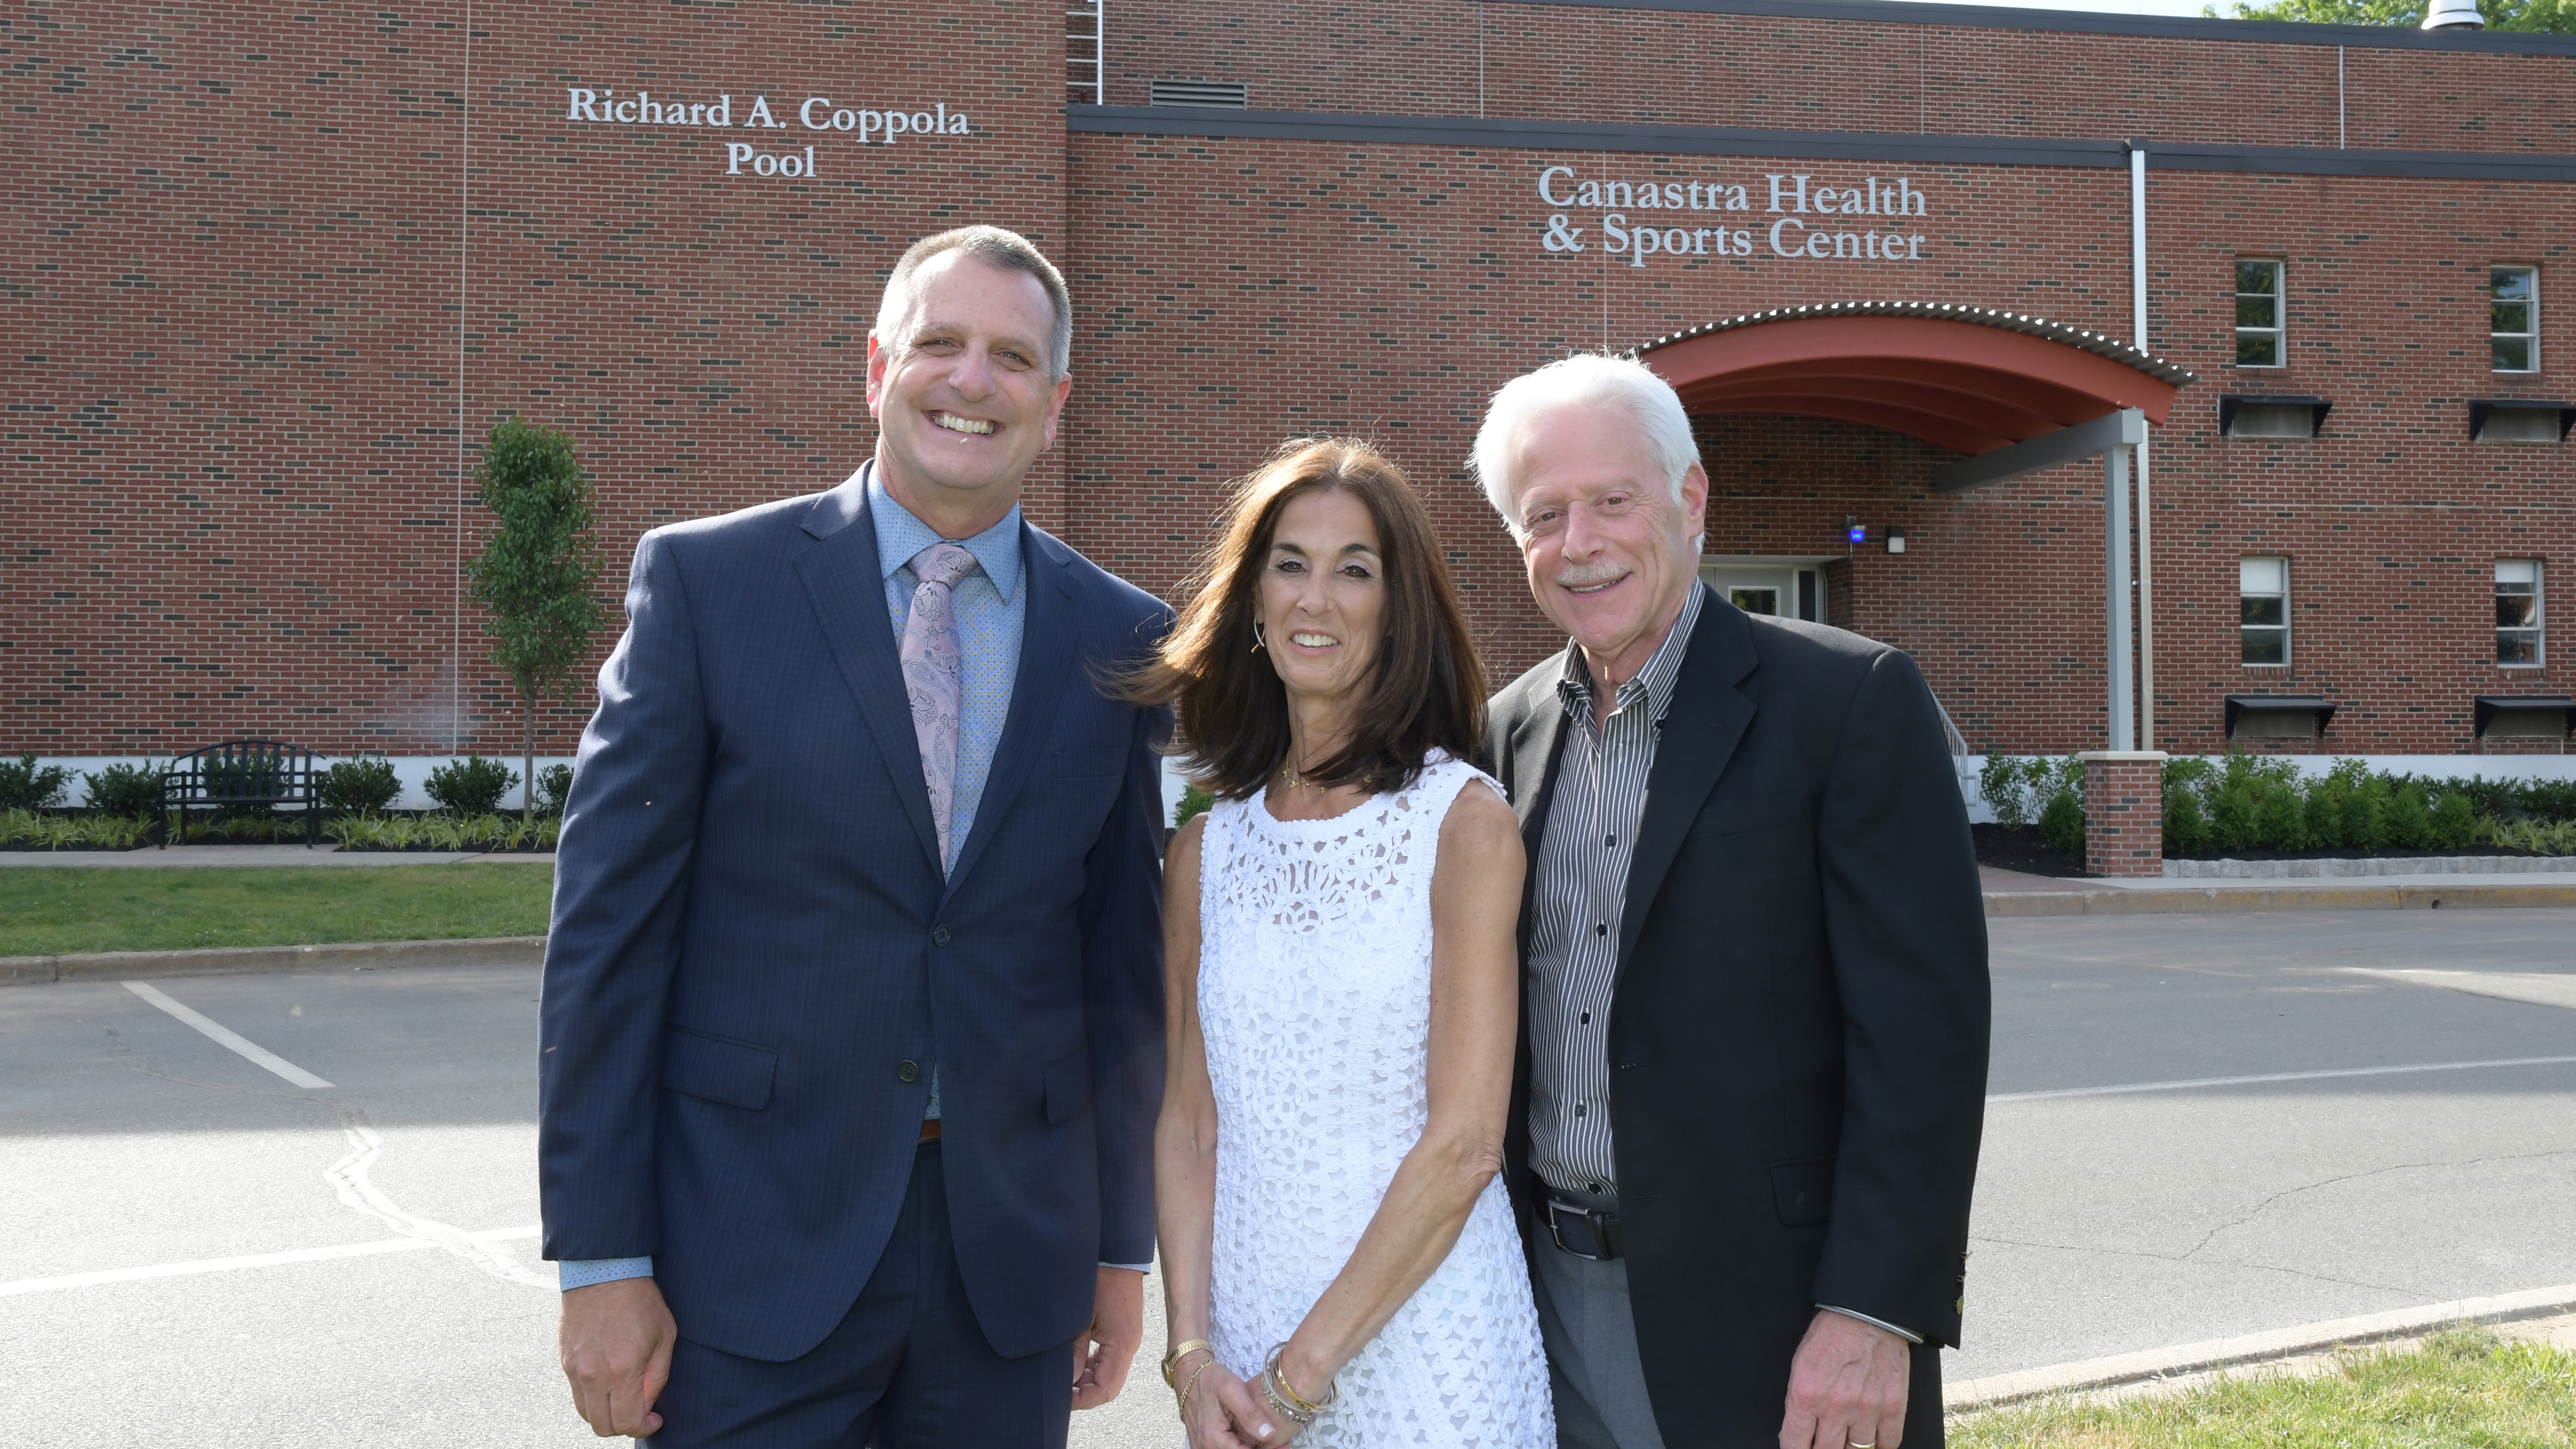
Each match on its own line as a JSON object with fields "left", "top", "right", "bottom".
{"left": 1118, "top": 438, "right": 1487, "bottom": 801}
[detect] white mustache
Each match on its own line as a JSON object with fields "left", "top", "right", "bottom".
{"left": 1554, "top": 563, "right": 1630, "bottom": 590}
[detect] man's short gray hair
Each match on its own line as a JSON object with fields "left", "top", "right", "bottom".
{"left": 1468, "top": 353, "right": 1701, "bottom": 537}
{"left": 873, "top": 225, "right": 1073, "bottom": 379}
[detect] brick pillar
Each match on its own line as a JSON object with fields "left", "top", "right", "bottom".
{"left": 2077, "top": 750, "right": 2169, "bottom": 878}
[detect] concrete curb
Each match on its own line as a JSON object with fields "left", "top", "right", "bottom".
{"left": 2164, "top": 854, "right": 2576, "bottom": 879}
{"left": 1986, "top": 881, "right": 2576, "bottom": 915}
{"left": 1946, "top": 1281, "right": 2576, "bottom": 1411}
{"left": 0, "top": 935, "right": 546, "bottom": 986}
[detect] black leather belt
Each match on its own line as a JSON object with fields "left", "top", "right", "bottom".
{"left": 1545, "top": 1197, "right": 1623, "bottom": 1261}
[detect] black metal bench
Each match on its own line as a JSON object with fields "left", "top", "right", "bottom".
{"left": 160, "top": 740, "right": 322, "bottom": 847}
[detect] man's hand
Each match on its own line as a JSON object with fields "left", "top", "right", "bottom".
{"left": 1779, "top": 1309, "right": 1910, "bottom": 1449}
{"left": 560, "top": 1277, "right": 679, "bottom": 1439}
{"left": 1071, "top": 1266, "right": 1145, "bottom": 1410}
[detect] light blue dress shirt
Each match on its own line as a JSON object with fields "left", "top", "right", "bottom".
{"left": 560, "top": 467, "right": 1028, "bottom": 1293}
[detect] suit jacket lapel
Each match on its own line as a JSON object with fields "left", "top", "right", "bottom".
{"left": 794, "top": 468, "right": 944, "bottom": 877}
{"left": 1507, "top": 668, "right": 1572, "bottom": 952}
{"left": 1617, "top": 588, "right": 1757, "bottom": 974}
{"left": 940, "top": 521, "right": 1077, "bottom": 899}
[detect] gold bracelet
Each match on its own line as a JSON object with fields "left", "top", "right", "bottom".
{"left": 1160, "top": 1338, "right": 1215, "bottom": 1388}
{"left": 1259, "top": 1367, "right": 1313, "bottom": 1427}
{"left": 1263, "top": 1341, "right": 1338, "bottom": 1419}
{"left": 1176, "top": 1357, "right": 1212, "bottom": 1428}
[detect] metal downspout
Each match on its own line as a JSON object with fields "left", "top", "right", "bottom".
{"left": 2131, "top": 142, "right": 2155, "bottom": 753}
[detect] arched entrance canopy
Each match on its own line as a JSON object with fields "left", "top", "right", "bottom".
{"left": 1632, "top": 302, "right": 2196, "bottom": 460}
{"left": 1637, "top": 302, "right": 2199, "bottom": 754}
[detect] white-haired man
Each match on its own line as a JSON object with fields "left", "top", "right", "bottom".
{"left": 1475, "top": 354, "right": 1990, "bottom": 1449}
{"left": 542, "top": 225, "right": 1168, "bottom": 1446}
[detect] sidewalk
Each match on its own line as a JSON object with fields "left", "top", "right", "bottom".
{"left": 1981, "top": 864, "right": 2576, "bottom": 914}
{"left": 0, "top": 846, "right": 552, "bottom": 868}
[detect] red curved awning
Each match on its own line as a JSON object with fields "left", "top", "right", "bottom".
{"left": 1635, "top": 303, "right": 2196, "bottom": 456}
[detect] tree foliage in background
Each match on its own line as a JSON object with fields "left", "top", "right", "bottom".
{"left": 464, "top": 416, "right": 608, "bottom": 824}
{"left": 2204, "top": 0, "right": 2575, "bottom": 29}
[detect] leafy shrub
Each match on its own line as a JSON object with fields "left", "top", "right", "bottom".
{"left": 324, "top": 812, "right": 558, "bottom": 853}
{"left": 177, "top": 814, "right": 312, "bottom": 845}
{"left": 2038, "top": 786, "right": 2087, "bottom": 856}
{"left": 2488, "top": 817, "right": 2576, "bottom": 855}
{"left": 534, "top": 763, "right": 575, "bottom": 817}
{"left": 2163, "top": 779, "right": 2209, "bottom": 857}
{"left": 1978, "top": 756, "right": 2029, "bottom": 828}
{"left": 0, "top": 754, "right": 70, "bottom": 812}
{"left": 2431, "top": 791, "right": 2477, "bottom": 849}
{"left": 2386, "top": 781, "right": 2434, "bottom": 849}
{"left": 82, "top": 760, "right": 166, "bottom": 819}
{"left": 425, "top": 756, "right": 518, "bottom": 815}
{"left": 320, "top": 757, "right": 403, "bottom": 814}
{"left": 0, "top": 809, "right": 151, "bottom": 850}
{"left": 2409, "top": 774, "right": 2576, "bottom": 825}
{"left": 1174, "top": 782, "right": 1214, "bottom": 830}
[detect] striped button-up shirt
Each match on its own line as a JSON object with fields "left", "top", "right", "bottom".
{"left": 1526, "top": 584, "right": 1703, "bottom": 1198}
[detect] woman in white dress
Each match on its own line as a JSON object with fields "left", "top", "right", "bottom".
{"left": 1131, "top": 438, "right": 1554, "bottom": 1448}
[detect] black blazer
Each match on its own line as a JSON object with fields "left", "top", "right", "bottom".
{"left": 1487, "top": 586, "right": 1989, "bottom": 1448}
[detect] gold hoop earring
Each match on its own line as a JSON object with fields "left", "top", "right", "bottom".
{"left": 1251, "top": 622, "right": 1267, "bottom": 653}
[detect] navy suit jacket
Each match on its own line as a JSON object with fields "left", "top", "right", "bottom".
{"left": 538, "top": 469, "right": 1170, "bottom": 1363}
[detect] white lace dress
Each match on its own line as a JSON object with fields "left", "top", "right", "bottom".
{"left": 1196, "top": 754, "right": 1554, "bottom": 1448}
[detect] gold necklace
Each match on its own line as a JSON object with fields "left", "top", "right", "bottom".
{"left": 1279, "top": 758, "right": 1313, "bottom": 790}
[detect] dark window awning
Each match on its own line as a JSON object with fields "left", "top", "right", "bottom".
{"left": 2226, "top": 694, "right": 2337, "bottom": 739}
{"left": 2475, "top": 695, "right": 2575, "bottom": 738}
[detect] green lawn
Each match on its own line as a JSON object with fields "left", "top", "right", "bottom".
{"left": 1954, "top": 1331, "right": 2576, "bottom": 1448}
{"left": 0, "top": 864, "right": 555, "bottom": 957}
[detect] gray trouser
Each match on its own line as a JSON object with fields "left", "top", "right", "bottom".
{"left": 1528, "top": 1190, "right": 1668, "bottom": 1449}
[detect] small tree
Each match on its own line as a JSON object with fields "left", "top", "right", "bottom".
{"left": 464, "top": 417, "right": 607, "bottom": 824}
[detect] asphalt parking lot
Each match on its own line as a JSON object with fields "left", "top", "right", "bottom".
{"left": 1, "top": 908, "right": 2570, "bottom": 1447}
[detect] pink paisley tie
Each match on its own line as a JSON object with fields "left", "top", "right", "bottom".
{"left": 900, "top": 541, "right": 979, "bottom": 873}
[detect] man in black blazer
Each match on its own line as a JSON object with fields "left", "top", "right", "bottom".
{"left": 1471, "top": 355, "right": 1989, "bottom": 1449}
{"left": 540, "top": 227, "right": 1167, "bottom": 1446}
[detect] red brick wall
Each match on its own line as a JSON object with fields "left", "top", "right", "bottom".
{"left": 1118, "top": 0, "right": 2576, "bottom": 154}
{"left": 7, "top": 0, "right": 1065, "bottom": 758}
{"left": 8, "top": 2, "right": 2572, "bottom": 760}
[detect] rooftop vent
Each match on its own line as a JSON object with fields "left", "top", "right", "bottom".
{"left": 2422, "top": 0, "right": 2484, "bottom": 27}
{"left": 1151, "top": 79, "right": 1249, "bottom": 108}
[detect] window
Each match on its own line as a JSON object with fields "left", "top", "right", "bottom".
{"left": 2497, "top": 559, "right": 2543, "bottom": 666}
{"left": 2236, "top": 260, "right": 2284, "bottom": 367}
{"left": 2492, "top": 267, "right": 2538, "bottom": 373}
{"left": 2241, "top": 556, "right": 2289, "bottom": 665}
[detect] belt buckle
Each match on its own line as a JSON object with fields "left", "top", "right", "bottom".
{"left": 1546, "top": 1198, "right": 1612, "bottom": 1261}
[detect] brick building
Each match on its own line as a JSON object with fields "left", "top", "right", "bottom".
{"left": 9, "top": 0, "right": 2574, "bottom": 787}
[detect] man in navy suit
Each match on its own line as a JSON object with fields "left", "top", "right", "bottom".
{"left": 539, "top": 225, "right": 1169, "bottom": 1447}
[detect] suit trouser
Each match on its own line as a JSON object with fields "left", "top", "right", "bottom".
{"left": 646, "top": 1140, "right": 1075, "bottom": 1449}
{"left": 1528, "top": 1191, "right": 1669, "bottom": 1449}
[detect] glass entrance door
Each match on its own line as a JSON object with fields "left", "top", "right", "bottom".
{"left": 1701, "top": 561, "right": 1821, "bottom": 623}
{"left": 1727, "top": 584, "right": 1783, "bottom": 617}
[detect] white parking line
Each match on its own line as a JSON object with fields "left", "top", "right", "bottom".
{"left": 121, "top": 980, "right": 334, "bottom": 1089}
{"left": 0, "top": 1226, "right": 540, "bottom": 1298}
{"left": 1991, "top": 1053, "right": 2576, "bottom": 1103}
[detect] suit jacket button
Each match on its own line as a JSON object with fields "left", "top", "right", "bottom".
{"left": 931, "top": 925, "right": 952, "bottom": 946}
{"left": 896, "top": 1060, "right": 920, "bottom": 1083}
